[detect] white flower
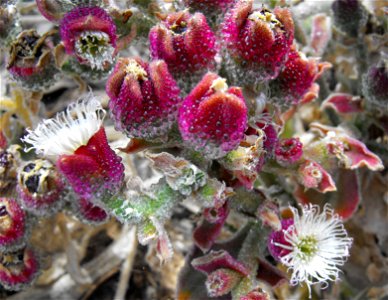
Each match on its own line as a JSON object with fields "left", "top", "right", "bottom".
{"left": 21, "top": 93, "right": 105, "bottom": 160}
{"left": 274, "top": 204, "right": 352, "bottom": 294}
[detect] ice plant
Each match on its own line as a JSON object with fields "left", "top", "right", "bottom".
{"left": 60, "top": 6, "right": 117, "bottom": 71}
{"left": 178, "top": 73, "right": 248, "bottom": 159}
{"left": 149, "top": 10, "right": 217, "bottom": 75}
{"left": 0, "top": 197, "right": 27, "bottom": 251}
{"left": 269, "top": 48, "right": 330, "bottom": 106}
{"left": 106, "top": 57, "right": 181, "bottom": 139}
{"left": 274, "top": 138, "right": 303, "bottom": 165}
{"left": 268, "top": 204, "right": 352, "bottom": 294}
{"left": 17, "top": 159, "right": 64, "bottom": 216}
{"left": 0, "top": 247, "right": 40, "bottom": 291}
{"left": 21, "top": 93, "right": 124, "bottom": 207}
{"left": 7, "top": 29, "right": 58, "bottom": 90}
{"left": 222, "top": 0, "right": 294, "bottom": 83}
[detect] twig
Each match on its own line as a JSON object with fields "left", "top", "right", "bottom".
{"left": 9, "top": 226, "right": 137, "bottom": 300}
{"left": 113, "top": 225, "right": 138, "bottom": 300}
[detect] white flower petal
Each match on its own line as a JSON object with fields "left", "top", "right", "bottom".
{"left": 21, "top": 93, "right": 105, "bottom": 160}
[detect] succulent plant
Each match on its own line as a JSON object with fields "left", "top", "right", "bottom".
{"left": 0, "top": 0, "right": 386, "bottom": 299}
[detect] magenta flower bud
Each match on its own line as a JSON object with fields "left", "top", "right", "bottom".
{"left": 362, "top": 61, "right": 388, "bottom": 111}
{"left": 7, "top": 29, "right": 58, "bottom": 90}
{"left": 178, "top": 73, "right": 248, "bottom": 159}
{"left": 149, "top": 11, "right": 217, "bottom": 75}
{"left": 72, "top": 197, "right": 109, "bottom": 224}
{"left": 269, "top": 48, "right": 331, "bottom": 106}
{"left": 274, "top": 138, "right": 303, "bottom": 165}
{"left": 206, "top": 268, "right": 243, "bottom": 297}
{"left": 0, "top": 247, "right": 40, "bottom": 291}
{"left": 22, "top": 94, "right": 124, "bottom": 206}
{"left": 106, "top": 57, "right": 181, "bottom": 139}
{"left": 60, "top": 6, "right": 117, "bottom": 70}
{"left": 0, "top": 197, "right": 26, "bottom": 251}
{"left": 17, "top": 159, "right": 64, "bottom": 216}
{"left": 222, "top": 1, "right": 294, "bottom": 82}
{"left": 267, "top": 218, "right": 294, "bottom": 262}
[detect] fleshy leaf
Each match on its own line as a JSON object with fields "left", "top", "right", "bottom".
{"left": 340, "top": 135, "right": 384, "bottom": 171}
{"left": 311, "top": 123, "right": 384, "bottom": 171}
{"left": 193, "top": 201, "right": 230, "bottom": 252}
{"left": 321, "top": 93, "right": 363, "bottom": 114}
{"left": 294, "top": 168, "right": 360, "bottom": 220}
{"left": 192, "top": 250, "right": 249, "bottom": 277}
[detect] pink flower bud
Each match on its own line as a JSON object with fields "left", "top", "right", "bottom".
{"left": 17, "top": 159, "right": 64, "bottom": 216}
{"left": 0, "top": 247, "right": 40, "bottom": 291}
{"left": 149, "top": 11, "right": 217, "bottom": 74}
{"left": 7, "top": 30, "right": 58, "bottom": 90}
{"left": 269, "top": 48, "right": 330, "bottom": 106}
{"left": 107, "top": 57, "right": 181, "bottom": 139}
{"left": 0, "top": 197, "right": 26, "bottom": 251}
{"left": 222, "top": 1, "right": 294, "bottom": 82}
{"left": 206, "top": 268, "right": 243, "bottom": 297}
{"left": 178, "top": 73, "right": 248, "bottom": 159}
{"left": 60, "top": 6, "right": 117, "bottom": 70}
{"left": 274, "top": 138, "right": 303, "bottom": 165}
